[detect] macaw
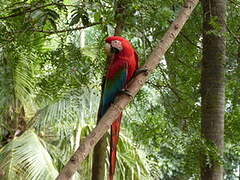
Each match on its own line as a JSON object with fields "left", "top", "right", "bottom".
{"left": 98, "top": 36, "right": 139, "bottom": 180}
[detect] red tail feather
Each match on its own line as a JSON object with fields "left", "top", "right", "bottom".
{"left": 109, "top": 113, "right": 122, "bottom": 180}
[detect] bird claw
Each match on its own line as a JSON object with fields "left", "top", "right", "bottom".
{"left": 134, "top": 67, "right": 149, "bottom": 77}
{"left": 119, "top": 89, "right": 133, "bottom": 98}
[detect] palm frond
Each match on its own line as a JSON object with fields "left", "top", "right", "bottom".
{"left": 15, "top": 51, "right": 38, "bottom": 117}
{"left": 115, "top": 133, "right": 153, "bottom": 180}
{"left": 0, "top": 130, "right": 58, "bottom": 180}
{"left": 31, "top": 89, "right": 98, "bottom": 178}
{"left": 0, "top": 48, "right": 38, "bottom": 119}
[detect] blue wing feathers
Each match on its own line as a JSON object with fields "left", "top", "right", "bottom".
{"left": 100, "top": 67, "right": 127, "bottom": 117}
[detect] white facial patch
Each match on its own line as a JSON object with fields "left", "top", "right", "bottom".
{"left": 111, "top": 40, "right": 123, "bottom": 51}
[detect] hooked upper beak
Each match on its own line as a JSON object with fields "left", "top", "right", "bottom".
{"left": 105, "top": 43, "right": 111, "bottom": 56}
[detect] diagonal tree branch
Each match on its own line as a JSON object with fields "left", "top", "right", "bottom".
{"left": 56, "top": 0, "right": 199, "bottom": 179}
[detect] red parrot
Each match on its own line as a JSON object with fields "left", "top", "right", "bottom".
{"left": 98, "top": 36, "right": 139, "bottom": 180}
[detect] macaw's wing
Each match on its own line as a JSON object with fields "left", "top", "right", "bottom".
{"left": 97, "top": 62, "right": 128, "bottom": 180}
{"left": 97, "top": 75, "right": 106, "bottom": 121}
{"left": 99, "top": 62, "right": 128, "bottom": 118}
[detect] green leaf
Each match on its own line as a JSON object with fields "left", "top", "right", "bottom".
{"left": 45, "top": 9, "right": 60, "bottom": 20}
{"left": 48, "top": 18, "right": 57, "bottom": 30}
{"left": 69, "top": 13, "right": 81, "bottom": 26}
{"left": 0, "top": 130, "right": 58, "bottom": 180}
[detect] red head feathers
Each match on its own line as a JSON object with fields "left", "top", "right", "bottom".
{"left": 105, "top": 36, "right": 139, "bottom": 81}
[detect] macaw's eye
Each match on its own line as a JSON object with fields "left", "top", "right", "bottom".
{"left": 111, "top": 40, "right": 123, "bottom": 53}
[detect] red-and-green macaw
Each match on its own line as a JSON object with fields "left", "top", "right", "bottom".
{"left": 98, "top": 36, "right": 139, "bottom": 180}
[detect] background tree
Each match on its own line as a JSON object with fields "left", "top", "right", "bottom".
{"left": 200, "top": 0, "right": 226, "bottom": 179}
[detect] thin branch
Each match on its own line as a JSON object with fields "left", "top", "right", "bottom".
{"left": 0, "top": 3, "right": 55, "bottom": 20}
{"left": 180, "top": 31, "right": 202, "bottom": 49}
{"left": 0, "top": 2, "right": 79, "bottom": 20}
{"left": 226, "top": 25, "right": 240, "bottom": 44}
{"left": 56, "top": 0, "right": 200, "bottom": 179}
{"left": 12, "top": 22, "right": 101, "bottom": 34}
{"left": 147, "top": 81, "right": 183, "bottom": 101}
{"left": 228, "top": 0, "right": 240, "bottom": 8}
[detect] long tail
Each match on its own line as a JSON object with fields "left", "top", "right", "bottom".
{"left": 109, "top": 113, "right": 122, "bottom": 180}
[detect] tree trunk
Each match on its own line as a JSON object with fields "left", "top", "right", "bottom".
{"left": 200, "top": 0, "right": 226, "bottom": 179}
{"left": 92, "top": 133, "right": 108, "bottom": 180}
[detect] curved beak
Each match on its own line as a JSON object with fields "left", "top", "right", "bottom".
{"left": 105, "top": 43, "right": 111, "bottom": 56}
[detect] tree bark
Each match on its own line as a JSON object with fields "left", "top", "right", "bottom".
{"left": 56, "top": 0, "right": 199, "bottom": 179}
{"left": 113, "top": 0, "right": 127, "bottom": 36}
{"left": 200, "top": 0, "right": 226, "bottom": 179}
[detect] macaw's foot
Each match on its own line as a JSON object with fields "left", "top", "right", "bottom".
{"left": 119, "top": 89, "right": 133, "bottom": 98}
{"left": 134, "top": 68, "right": 149, "bottom": 77}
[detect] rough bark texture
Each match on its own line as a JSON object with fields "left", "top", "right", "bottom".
{"left": 200, "top": 0, "right": 226, "bottom": 179}
{"left": 91, "top": 133, "right": 107, "bottom": 180}
{"left": 92, "top": 78, "right": 108, "bottom": 180}
{"left": 91, "top": 1, "right": 126, "bottom": 179}
{"left": 114, "top": 0, "right": 126, "bottom": 36}
{"left": 56, "top": 0, "right": 199, "bottom": 179}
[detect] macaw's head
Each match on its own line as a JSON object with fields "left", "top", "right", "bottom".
{"left": 105, "top": 36, "right": 134, "bottom": 57}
